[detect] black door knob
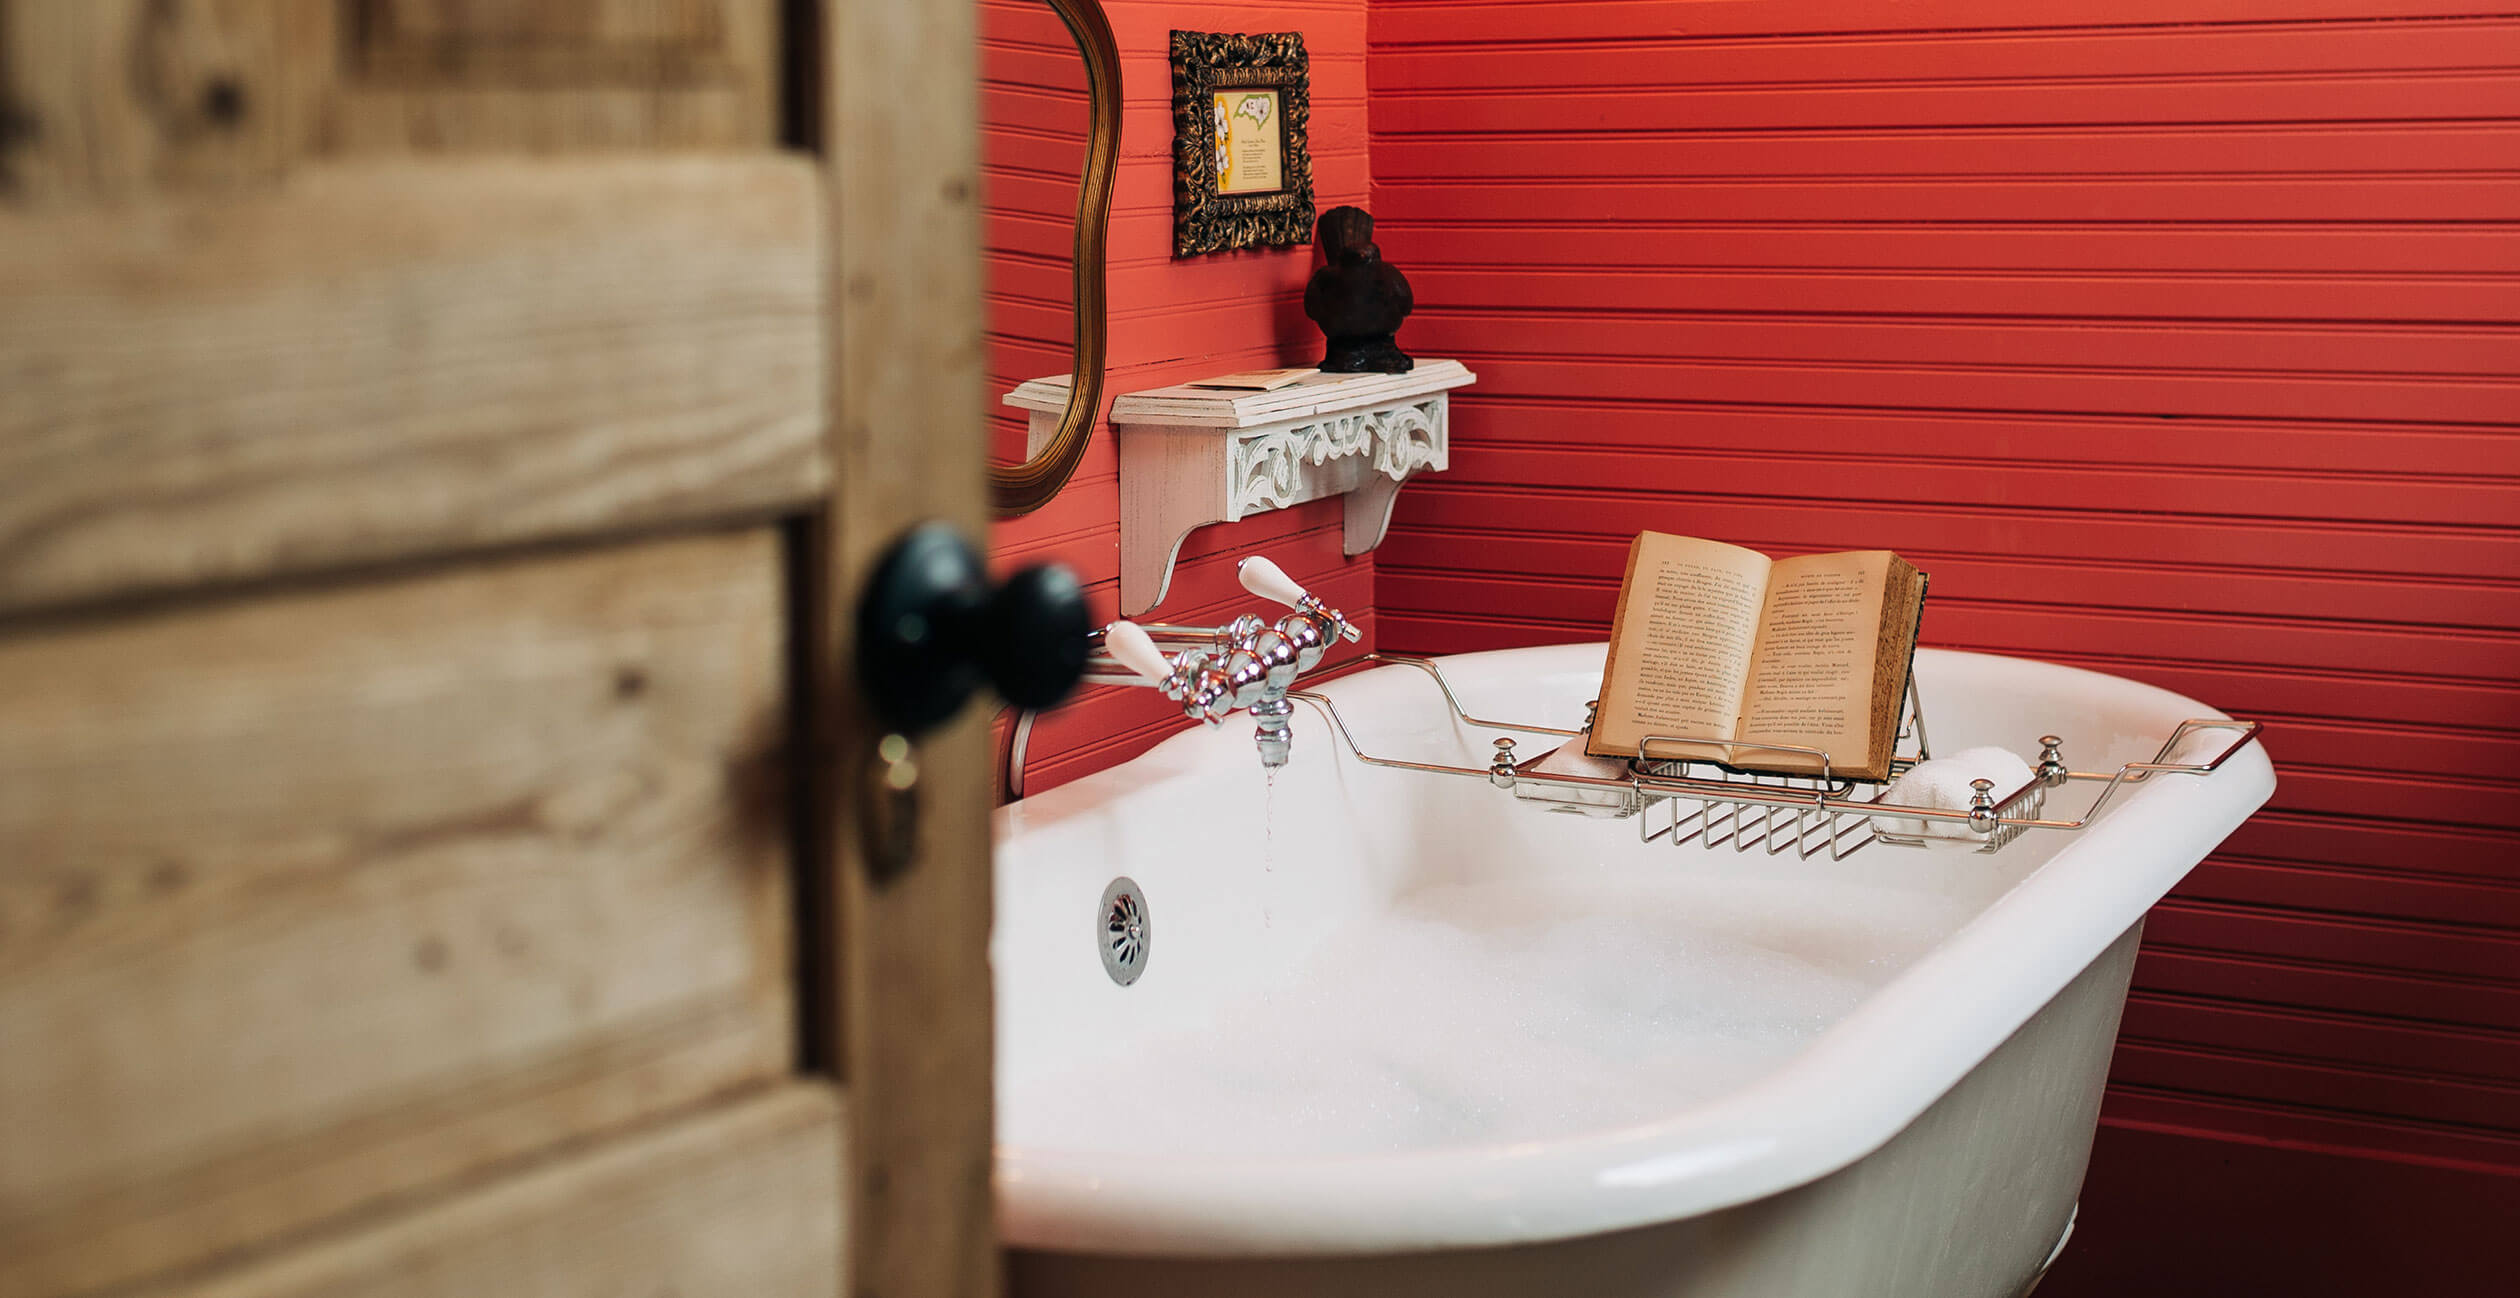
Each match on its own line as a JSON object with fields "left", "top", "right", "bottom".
{"left": 856, "top": 521, "right": 1090, "bottom": 737}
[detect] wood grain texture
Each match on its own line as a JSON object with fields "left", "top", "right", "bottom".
{"left": 0, "top": 0, "right": 780, "bottom": 201}
{"left": 0, "top": 0, "right": 293, "bottom": 198}
{"left": 1367, "top": 0, "right": 2520, "bottom": 1281}
{"left": 142, "top": 1083, "right": 845, "bottom": 1298}
{"left": 329, "top": 0, "right": 780, "bottom": 155}
{"left": 0, "top": 529, "right": 797, "bottom": 1297}
{"left": 818, "top": 0, "right": 998, "bottom": 1292}
{"left": 0, "top": 156, "right": 827, "bottom": 617}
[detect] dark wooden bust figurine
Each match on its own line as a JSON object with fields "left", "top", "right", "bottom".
{"left": 1303, "top": 206, "right": 1414, "bottom": 373}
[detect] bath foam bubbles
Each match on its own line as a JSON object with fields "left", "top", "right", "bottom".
{"left": 1001, "top": 867, "right": 1980, "bottom": 1159}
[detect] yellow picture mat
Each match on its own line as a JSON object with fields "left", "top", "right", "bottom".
{"left": 1213, "top": 88, "right": 1285, "bottom": 195}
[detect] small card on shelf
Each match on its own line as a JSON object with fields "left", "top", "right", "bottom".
{"left": 1184, "top": 367, "right": 1324, "bottom": 392}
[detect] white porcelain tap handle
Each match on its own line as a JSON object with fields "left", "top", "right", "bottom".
{"left": 1102, "top": 621, "right": 1174, "bottom": 686}
{"left": 1237, "top": 555, "right": 1310, "bottom": 609}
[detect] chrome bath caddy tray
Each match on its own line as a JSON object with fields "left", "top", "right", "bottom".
{"left": 1290, "top": 655, "right": 2260, "bottom": 862}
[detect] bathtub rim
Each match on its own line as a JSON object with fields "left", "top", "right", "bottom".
{"left": 993, "top": 643, "right": 2276, "bottom": 1255}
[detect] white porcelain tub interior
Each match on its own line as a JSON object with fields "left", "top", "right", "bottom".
{"left": 992, "top": 643, "right": 2274, "bottom": 1266}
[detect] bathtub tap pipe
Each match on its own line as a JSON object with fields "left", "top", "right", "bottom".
{"left": 1250, "top": 696, "right": 1295, "bottom": 768}
{"left": 997, "top": 703, "right": 1038, "bottom": 803}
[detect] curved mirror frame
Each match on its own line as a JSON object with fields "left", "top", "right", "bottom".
{"left": 992, "top": 0, "right": 1121, "bottom": 517}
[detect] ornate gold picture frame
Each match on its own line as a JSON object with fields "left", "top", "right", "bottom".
{"left": 1170, "top": 30, "right": 1315, "bottom": 256}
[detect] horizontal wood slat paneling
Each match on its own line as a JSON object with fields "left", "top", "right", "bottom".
{"left": 2146, "top": 898, "right": 2520, "bottom": 986}
{"left": 1368, "top": 0, "right": 2520, "bottom": 1219}
{"left": 1383, "top": 225, "right": 2520, "bottom": 276}
{"left": 1397, "top": 537, "right": 2520, "bottom": 633}
{"left": 2137, "top": 945, "right": 2520, "bottom": 1035}
{"left": 1413, "top": 353, "right": 2515, "bottom": 425}
{"left": 1374, "top": 1, "right": 2520, "bottom": 40}
{"left": 1380, "top": 574, "right": 2519, "bottom": 686}
{"left": 0, "top": 158, "right": 828, "bottom": 619}
{"left": 1373, "top": 79, "right": 2520, "bottom": 134}
{"left": 2225, "top": 814, "right": 2520, "bottom": 885}
{"left": 1436, "top": 447, "right": 2520, "bottom": 531}
{"left": 2111, "top": 1040, "right": 2520, "bottom": 1134}
{"left": 2044, "top": 1117, "right": 2520, "bottom": 1298}
{"left": 1403, "top": 266, "right": 2520, "bottom": 325}
{"left": 1388, "top": 486, "right": 2520, "bottom": 596}
{"left": 0, "top": 530, "right": 796, "bottom": 1297}
{"left": 1371, "top": 28, "right": 2520, "bottom": 93}
{"left": 1391, "top": 355, "right": 2512, "bottom": 426}
{"left": 1385, "top": 500, "right": 2520, "bottom": 612}
{"left": 2121, "top": 993, "right": 2520, "bottom": 1086}
{"left": 1412, "top": 313, "right": 2520, "bottom": 378}
{"left": 2176, "top": 857, "right": 2520, "bottom": 931}
{"left": 1383, "top": 175, "right": 2520, "bottom": 221}
{"left": 2099, "top": 1086, "right": 2520, "bottom": 1172}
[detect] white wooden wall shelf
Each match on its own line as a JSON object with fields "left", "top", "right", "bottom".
{"left": 1002, "top": 377, "right": 1074, "bottom": 464}
{"left": 1011, "top": 360, "right": 1474, "bottom": 615}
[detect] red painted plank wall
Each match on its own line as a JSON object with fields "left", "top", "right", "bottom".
{"left": 984, "top": 0, "right": 1374, "bottom": 795}
{"left": 1366, "top": 1, "right": 2520, "bottom": 1290}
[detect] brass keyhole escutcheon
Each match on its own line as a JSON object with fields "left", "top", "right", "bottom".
{"left": 860, "top": 732, "right": 922, "bottom": 886}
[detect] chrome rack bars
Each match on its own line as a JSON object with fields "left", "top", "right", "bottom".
{"left": 1288, "top": 654, "right": 2261, "bottom": 861}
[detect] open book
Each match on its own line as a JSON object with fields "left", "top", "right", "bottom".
{"left": 1587, "top": 532, "right": 1927, "bottom": 782}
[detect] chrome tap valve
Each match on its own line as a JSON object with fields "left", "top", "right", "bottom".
{"left": 1081, "top": 555, "right": 1365, "bottom": 769}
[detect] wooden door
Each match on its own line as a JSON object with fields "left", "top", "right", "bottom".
{"left": 0, "top": 2, "right": 994, "bottom": 1295}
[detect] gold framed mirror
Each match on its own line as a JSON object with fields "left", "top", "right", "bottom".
{"left": 985, "top": 0, "right": 1121, "bottom": 517}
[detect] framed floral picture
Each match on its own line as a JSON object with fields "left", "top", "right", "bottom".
{"left": 1170, "top": 30, "right": 1315, "bottom": 256}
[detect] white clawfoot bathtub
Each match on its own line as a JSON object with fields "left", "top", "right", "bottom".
{"left": 993, "top": 644, "right": 2275, "bottom": 1298}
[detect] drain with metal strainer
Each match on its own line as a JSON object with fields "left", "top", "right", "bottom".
{"left": 1099, "top": 876, "right": 1149, "bottom": 986}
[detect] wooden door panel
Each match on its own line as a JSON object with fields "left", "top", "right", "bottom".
{"left": 0, "top": 528, "right": 796, "bottom": 1297}
{"left": 144, "top": 1084, "right": 844, "bottom": 1298}
{"left": 2, "top": 1, "right": 995, "bottom": 1292}
{"left": 357, "top": 0, "right": 750, "bottom": 77}
{"left": 0, "top": 1, "right": 292, "bottom": 198}
{"left": 820, "top": 0, "right": 998, "bottom": 1291}
{"left": 0, "top": 157, "right": 825, "bottom": 616}
{"left": 334, "top": 0, "right": 780, "bottom": 152}
{"left": 0, "top": 0, "right": 778, "bottom": 200}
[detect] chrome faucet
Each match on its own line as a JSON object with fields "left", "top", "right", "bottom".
{"left": 1082, "top": 556, "right": 1362, "bottom": 768}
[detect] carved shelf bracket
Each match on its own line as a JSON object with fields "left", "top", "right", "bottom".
{"left": 1089, "top": 360, "right": 1472, "bottom": 615}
